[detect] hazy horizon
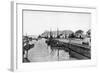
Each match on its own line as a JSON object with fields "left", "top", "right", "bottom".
{"left": 23, "top": 10, "right": 91, "bottom": 36}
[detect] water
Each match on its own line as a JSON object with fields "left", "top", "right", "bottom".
{"left": 28, "top": 38, "right": 70, "bottom": 62}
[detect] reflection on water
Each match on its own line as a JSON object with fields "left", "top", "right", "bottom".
{"left": 28, "top": 38, "right": 71, "bottom": 62}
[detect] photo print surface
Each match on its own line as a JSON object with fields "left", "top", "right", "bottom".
{"left": 22, "top": 10, "right": 91, "bottom": 63}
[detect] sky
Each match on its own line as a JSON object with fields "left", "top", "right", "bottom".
{"left": 23, "top": 10, "right": 91, "bottom": 36}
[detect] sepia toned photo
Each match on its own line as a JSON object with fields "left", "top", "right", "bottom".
{"left": 22, "top": 10, "right": 91, "bottom": 63}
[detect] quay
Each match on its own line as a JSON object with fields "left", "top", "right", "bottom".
{"left": 46, "top": 38, "right": 91, "bottom": 60}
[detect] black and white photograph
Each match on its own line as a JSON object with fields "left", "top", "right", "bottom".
{"left": 22, "top": 10, "right": 91, "bottom": 63}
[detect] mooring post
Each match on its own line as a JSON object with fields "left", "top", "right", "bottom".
{"left": 68, "top": 39, "right": 71, "bottom": 57}
{"left": 58, "top": 48, "right": 59, "bottom": 61}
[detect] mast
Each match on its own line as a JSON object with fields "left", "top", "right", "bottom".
{"left": 50, "top": 28, "right": 52, "bottom": 38}
{"left": 57, "top": 27, "right": 59, "bottom": 38}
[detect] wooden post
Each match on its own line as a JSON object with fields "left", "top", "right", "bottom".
{"left": 68, "top": 39, "right": 71, "bottom": 57}
{"left": 58, "top": 48, "right": 59, "bottom": 61}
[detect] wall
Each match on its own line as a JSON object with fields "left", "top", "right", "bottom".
{"left": 0, "top": 0, "right": 100, "bottom": 73}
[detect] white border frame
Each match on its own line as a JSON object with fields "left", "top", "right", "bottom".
{"left": 11, "top": 1, "right": 97, "bottom": 72}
